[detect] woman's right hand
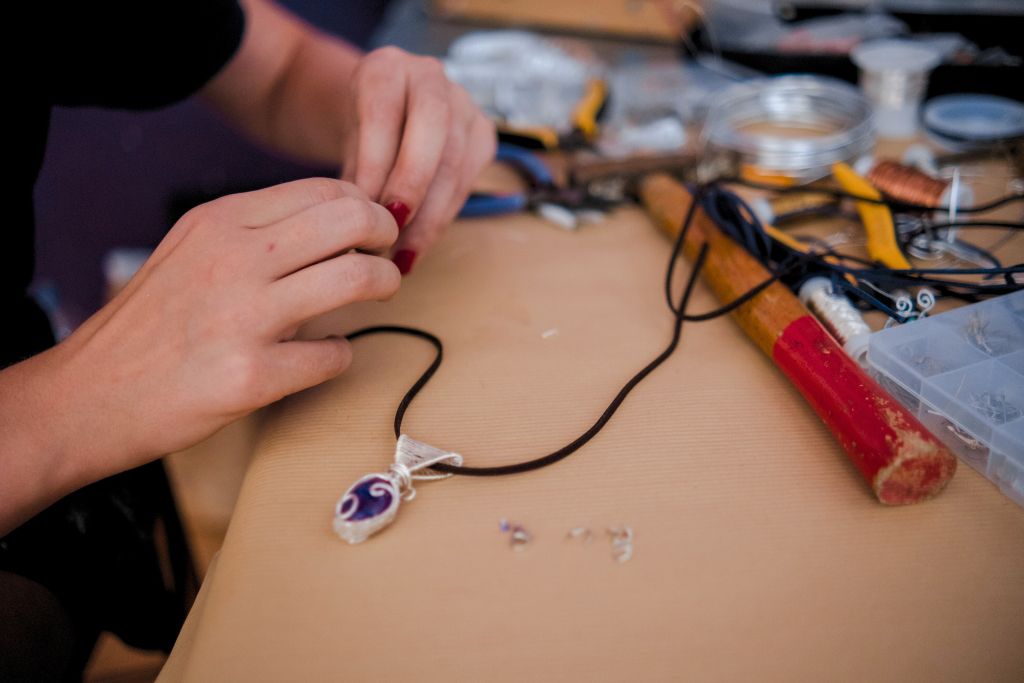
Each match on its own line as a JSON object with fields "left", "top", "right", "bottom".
{"left": 0, "top": 178, "right": 399, "bottom": 532}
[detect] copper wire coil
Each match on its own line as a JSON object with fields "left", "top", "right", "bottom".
{"left": 866, "top": 160, "right": 949, "bottom": 207}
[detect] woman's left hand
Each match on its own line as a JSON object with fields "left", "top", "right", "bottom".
{"left": 338, "top": 47, "right": 496, "bottom": 274}
{"left": 205, "top": 3, "right": 497, "bottom": 275}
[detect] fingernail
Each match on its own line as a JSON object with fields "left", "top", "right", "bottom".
{"left": 392, "top": 249, "right": 417, "bottom": 276}
{"left": 384, "top": 201, "right": 411, "bottom": 230}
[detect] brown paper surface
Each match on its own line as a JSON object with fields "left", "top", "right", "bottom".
{"left": 160, "top": 208, "right": 1024, "bottom": 682}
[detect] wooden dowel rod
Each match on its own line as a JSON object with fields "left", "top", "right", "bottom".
{"left": 640, "top": 174, "right": 956, "bottom": 505}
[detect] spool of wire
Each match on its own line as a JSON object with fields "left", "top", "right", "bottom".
{"left": 798, "top": 277, "right": 872, "bottom": 361}
{"left": 867, "top": 160, "right": 949, "bottom": 207}
{"left": 865, "top": 159, "right": 975, "bottom": 261}
{"left": 703, "top": 76, "right": 875, "bottom": 179}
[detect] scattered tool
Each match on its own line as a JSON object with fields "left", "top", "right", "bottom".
{"left": 831, "top": 162, "right": 913, "bottom": 270}
{"left": 565, "top": 150, "right": 711, "bottom": 187}
{"left": 640, "top": 173, "right": 957, "bottom": 505}
{"left": 459, "top": 143, "right": 617, "bottom": 228}
{"left": 496, "top": 78, "right": 609, "bottom": 151}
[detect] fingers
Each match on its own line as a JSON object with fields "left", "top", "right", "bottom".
{"left": 338, "top": 48, "right": 498, "bottom": 274}
{"left": 392, "top": 107, "right": 497, "bottom": 268}
{"left": 464, "top": 111, "right": 500, "bottom": 190}
{"left": 103, "top": 178, "right": 375, "bottom": 317}
{"left": 212, "top": 177, "right": 368, "bottom": 227}
{"left": 258, "top": 337, "right": 354, "bottom": 404}
{"left": 85, "top": 180, "right": 397, "bottom": 351}
{"left": 388, "top": 121, "right": 465, "bottom": 260}
{"left": 350, "top": 48, "right": 409, "bottom": 200}
{"left": 377, "top": 56, "right": 452, "bottom": 224}
{"left": 271, "top": 252, "right": 401, "bottom": 325}
{"left": 259, "top": 197, "right": 398, "bottom": 278}
{"left": 448, "top": 108, "right": 498, "bottom": 222}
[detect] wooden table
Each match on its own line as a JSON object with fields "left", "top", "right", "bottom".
{"left": 158, "top": 195, "right": 1024, "bottom": 681}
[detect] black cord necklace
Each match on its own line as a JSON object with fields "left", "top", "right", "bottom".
{"left": 332, "top": 193, "right": 714, "bottom": 543}
{"left": 333, "top": 178, "right": 1023, "bottom": 543}
{"left": 346, "top": 243, "right": 707, "bottom": 478}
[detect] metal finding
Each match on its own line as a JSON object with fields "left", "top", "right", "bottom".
{"left": 964, "top": 314, "right": 994, "bottom": 354}
{"left": 387, "top": 462, "right": 415, "bottom": 501}
{"left": 964, "top": 314, "right": 1017, "bottom": 356}
{"left": 509, "top": 525, "right": 532, "bottom": 551}
{"left": 926, "top": 409, "right": 987, "bottom": 462}
{"left": 566, "top": 527, "right": 593, "bottom": 544}
{"left": 883, "top": 291, "right": 917, "bottom": 329}
{"left": 910, "top": 354, "right": 949, "bottom": 377}
{"left": 969, "top": 392, "right": 1022, "bottom": 425}
{"left": 894, "top": 293, "right": 915, "bottom": 319}
{"left": 916, "top": 289, "right": 936, "bottom": 317}
{"left": 607, "top": 527, "right": 634, "bottom": 564}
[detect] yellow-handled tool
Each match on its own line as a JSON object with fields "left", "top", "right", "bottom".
{"left": 496, "top": 78, "right": 608, "bottom": 151}
{"left": 570, "top": 78, "right": 607, "bottom": 141}
{"left": 832, "top": 162, "right": 912, "bottom": 269}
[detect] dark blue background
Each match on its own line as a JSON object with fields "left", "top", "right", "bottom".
{"left": 33, "top": 1, "right": 391, "bottom": 319}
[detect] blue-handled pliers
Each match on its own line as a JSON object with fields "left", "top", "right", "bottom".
{"left": 459, "top": 144, "right": 556, "bottom": 218}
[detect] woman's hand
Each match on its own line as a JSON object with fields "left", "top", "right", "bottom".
{"left": 0, "top": 178, "right": 399, "bottom": 532}
{"left": 338, "top": 47, "right": 496, "bottom": 274}
{"left": 71, "top": 177, "right": 401, "bottom": 460}
{"left": 204, "top": 2, "right": 497, "bottom": 274}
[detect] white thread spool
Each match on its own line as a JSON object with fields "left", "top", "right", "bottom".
{"left": 798, "top": 277, "right": 872, "bottom": 362}
{"left": 851, "top": 40, "right": 941, "bottom": 139}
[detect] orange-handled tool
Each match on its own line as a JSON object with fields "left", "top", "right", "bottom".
{"left": 640, "top": 174, "right": 956, "bottom": 504}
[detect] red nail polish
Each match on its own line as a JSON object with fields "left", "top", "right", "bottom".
{"left": 384, "top": 201, "right": 411, "bottom": 230}
{"left": 392, "top": 249, "right": 417, "bottom": 275}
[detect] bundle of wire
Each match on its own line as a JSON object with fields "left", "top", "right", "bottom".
{"left": 686, "top": 181, "right": 1024, "bottom": 323}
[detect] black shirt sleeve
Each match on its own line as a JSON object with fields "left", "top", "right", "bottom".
{"left": 4, "top": 0, "right": 247, "bottom": 368}
{"left": 36, "top": 0, "right": 246, "bottom": 110}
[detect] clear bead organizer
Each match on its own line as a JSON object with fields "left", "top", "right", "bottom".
{"left": 866, "top": 291, "right": 1024, "bottom": 507}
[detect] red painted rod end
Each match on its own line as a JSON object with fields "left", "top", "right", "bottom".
{"left": 773, "top": 315, "right": 957, "bottom": 505}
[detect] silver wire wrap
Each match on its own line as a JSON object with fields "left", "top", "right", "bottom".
{"left": 391, "top": 435, "right": 464, "bottom": 502}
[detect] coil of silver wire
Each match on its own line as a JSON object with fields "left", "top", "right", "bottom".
{"left": 702, "top": 75, "right": 875, "bottom": 179}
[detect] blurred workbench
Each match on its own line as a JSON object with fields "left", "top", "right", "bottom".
{"left": 157, "top": 155, "right": 1024, "bottom": 679}
{"left": 151, "top": 4, "right": 1024, "bottom": 678}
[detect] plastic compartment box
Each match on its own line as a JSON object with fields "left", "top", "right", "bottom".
{"left": 867, "top": 291, "right": 1024, "bottom": 507}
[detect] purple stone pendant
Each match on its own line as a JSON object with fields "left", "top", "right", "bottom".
{"left": 333, "top": 435, "right": 463, "bottom": 544}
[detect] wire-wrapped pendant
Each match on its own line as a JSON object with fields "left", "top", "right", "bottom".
{"left": 333, "top": 435, "right": 462, "bottom": 544}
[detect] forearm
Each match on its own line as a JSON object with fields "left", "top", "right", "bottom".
{"left": 201, "top": 0, "right": 361, "bottom": 167}
{"left": 0, "top": 347, "right": 122, "bottom": 535}
{"left": 264, "top": 30, "right": 361, "bottom": 166}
